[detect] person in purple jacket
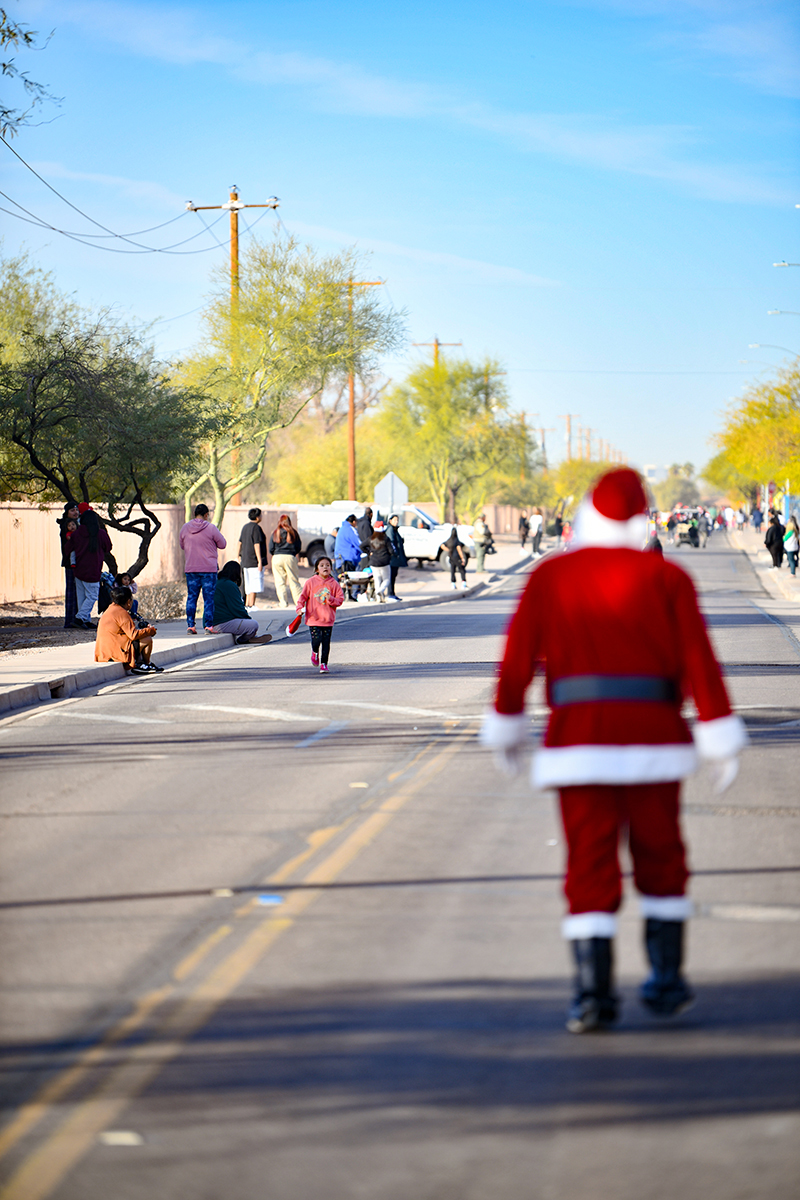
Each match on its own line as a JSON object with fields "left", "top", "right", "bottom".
{"left": 179, "top": 503, "right": 227, "bottom": 633}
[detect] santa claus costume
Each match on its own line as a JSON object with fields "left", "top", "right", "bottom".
{"left": 480, "top": 469, "right": 747, "bottom": 1033}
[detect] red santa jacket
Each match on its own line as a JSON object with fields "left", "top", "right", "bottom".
{"left": 483, "top": 545, "right": 746, "bottom": 788}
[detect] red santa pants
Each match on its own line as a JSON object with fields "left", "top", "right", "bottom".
{"left": 558, "top": 781, "right": 688, "bottom": 914}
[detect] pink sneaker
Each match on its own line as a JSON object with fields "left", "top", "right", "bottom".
{"left": 311, "top": 651, "right": 319, "bottom": 666}
{"left": 319, "top": 663, "right": 329, "bottom": 674}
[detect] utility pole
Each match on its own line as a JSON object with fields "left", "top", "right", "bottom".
{"left": 584, "top": 428, "right": 593, "bottom": 460}
{"left": 186, "top": 186, "right": 279, "bottom": 316}
{"left": 558, "top": 414, "right": 578, "bottom": 461}
{"left": 335, "top": 278, "right": 384, "bottom": 501}
{"left": 412, "top": 336, "right": 462, "bottom": 366}
{"left": 185, "top": 187, "right": 279, "bottom": 504}
{"left": 538, "top": 427, "right": 556, "bottom": 468}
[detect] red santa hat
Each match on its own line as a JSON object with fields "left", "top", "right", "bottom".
{"left": 572, "top": 468, "right": 649, "bottom": 550}
{"left": 77, "top": 502, "right": 93, "bottom": 514}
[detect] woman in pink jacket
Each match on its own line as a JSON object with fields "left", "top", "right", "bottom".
{"left": 295, "top": 557, "right": 344, "bottom": 674}
{"left": 179, "top": 503, "right": 227, "bottom": 633}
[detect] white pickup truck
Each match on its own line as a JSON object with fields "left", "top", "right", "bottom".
{"left": 294, "top": 502, "right": 474, "bottom": 568}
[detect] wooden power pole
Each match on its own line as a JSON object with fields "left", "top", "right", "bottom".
{"left": 186, "top": 187, "right": 279, "bottom": 503}
{"left": 335, "top": 278, "right": 384, "bottom": 501}
{"left": 412, "top": 336, "right": 462, "bottom": 366}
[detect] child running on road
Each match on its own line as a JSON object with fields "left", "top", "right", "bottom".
{"left": 296, "top": 556, "right": 344, "bottom": 674}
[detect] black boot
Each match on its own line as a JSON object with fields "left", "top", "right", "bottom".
{"left": 566, "top": 938, "right": 619, "bottom": 1034}
{"left": 640, "top": 919, "right": 695, "bottom": 1016}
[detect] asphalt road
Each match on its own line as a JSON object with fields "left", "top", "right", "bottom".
{"left": 0, "top": 536, "right": 798, "bottom": 1200}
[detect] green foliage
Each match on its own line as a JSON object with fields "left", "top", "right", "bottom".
{"left": 375, "top": 357, "right": 524, "bottom": 522}
{"left": 0, "top": 250, "right": 80, "bottom": 361}
{"left": 701, "top": 452, "right": 758, "bottom": 505}
{"left": 265, "top": 416, "right": 397, "bottom": 506}
{"left": 179, "top": 232, "right": 406, "bottom": 524}
{"left": 0, "top": 321, "right": 218, "bottom": 575}
{"left": 551, "top": 460, "right": 608, "bottom": 517}
{"left": 1, "top": 8, "right": 60, "bottom": 136}
{"left": 653, "top": 464, "right": 700, "bottom": 510}
{"left": 705, "top": 362, "right": 800, "bottom": 497}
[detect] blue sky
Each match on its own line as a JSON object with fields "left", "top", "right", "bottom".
{"left": 2, "top": 0, "right": 799, "bottom": 472}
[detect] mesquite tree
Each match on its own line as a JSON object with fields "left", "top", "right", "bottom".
{"left": 0, "top": 323, "right": 217, "bottom": 576}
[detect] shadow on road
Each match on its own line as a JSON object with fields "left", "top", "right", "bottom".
{"left": 5, "top": 976, "right": 795, "bottom": 1129}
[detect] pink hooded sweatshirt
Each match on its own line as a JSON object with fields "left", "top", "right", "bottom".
{"left": 179, "top": 517, "right": 227, "bottom": 573}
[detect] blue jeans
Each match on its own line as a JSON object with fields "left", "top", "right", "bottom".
{"left": 186, "top": 572, "right": 217, "bottom": 628}
{"left": 75, "top": 578, "right": 99, "bottom": 621}
{"left": 787, "top": 550, "right": 798, "bottom": 576}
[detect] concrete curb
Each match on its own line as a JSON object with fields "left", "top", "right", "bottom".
{"left": 0, "top": 549, "right": 537, "bottom": 717}
{"left": 0, "top": 631, "right": 235, "bottom": 716}
{"left": 728, "top": 530, "right": 800, "bottom": 603}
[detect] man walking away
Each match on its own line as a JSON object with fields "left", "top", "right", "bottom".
{"left": 356, "top": 507, "right": 374, "bottom": 554}
{"left": 334, "top": 515, "right": 363, "bottom": 601}
{"left": 530, "top": 508, "right": 543, "bottom": 556}
{"left": 238, "top": 508, "right": 267, "bottom": 609}
{"left": 518, "top": 511, "right": 530, "bottom": 548}
{"left": 180, "top": 503, "right": 227, "bottom": 634}
{"left": 480, "top": 469, "right": 747, "bottom": 1034}
{"left": 473, "top": 513, "right": 490, "bottom": 574}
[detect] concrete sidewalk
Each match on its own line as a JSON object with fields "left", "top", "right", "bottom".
{"left": 728, "top": 526, "right": 800, "bottom": 602}
{"left": 0, "top": 538, "right": 540, "bottom": 715}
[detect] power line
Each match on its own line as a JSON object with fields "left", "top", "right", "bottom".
{"left": 0, "top": 189, "right": 231, "bottom": 254}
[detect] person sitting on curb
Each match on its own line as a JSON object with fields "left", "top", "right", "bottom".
{"left": 94, "top": 586, "right": 161, "bottom": 676}
{"left": 208, "top": 562, "right": 273, "bottom": 644}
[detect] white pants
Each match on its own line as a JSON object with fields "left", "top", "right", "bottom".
{"left": 272, "top": 555, "right": 302, "bottom": 606}
{"left": 372, "top": 565, "right": 391, "bottom": 596}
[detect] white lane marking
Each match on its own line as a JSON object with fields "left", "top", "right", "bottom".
{"left": 301, "top": 700, "right": 482, "bottom": 720}
{"left": 701, "top": 903, "right": 800, "bottom": 923}
{"left": 35, "top": 712, "right": 169, "bottom": 726}
{"left": 295, "top": 721, "right": 349, "bottom": 748}
{"left": 165, "top": 704, "right": 320, "bottom": 723}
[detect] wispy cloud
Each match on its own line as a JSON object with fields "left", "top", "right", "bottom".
{"left": 285, "top": 220, "right": 559, "bottom": 287}
{"left": 568, "top": 0, "right": 800, "bottom": 98}
{"left": 49, "top": 0, "right": 797, "bottom": 204}
{"left": 29, "top": 161, "right": 186, "bottom": 208}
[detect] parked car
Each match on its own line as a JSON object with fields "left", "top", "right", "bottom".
{"left": 293, "top": 502, "right": 474, "bottom": 568}
{"left": 394, "top": 506, "right": 475, "bottom": 567}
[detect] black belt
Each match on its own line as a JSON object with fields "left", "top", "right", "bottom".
{"left": 550, "top": 675, "right": 677, "bottom": 706}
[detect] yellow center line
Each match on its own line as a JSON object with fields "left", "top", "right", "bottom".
{"left": 0, "top": 983, "right": 174, "bottom": 1163}
{"left": 0, "top": 728, "right": 472, "bottom": 1200}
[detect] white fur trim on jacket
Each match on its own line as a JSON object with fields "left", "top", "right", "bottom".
{"left": 532, "top": 743, "right": 698, "bottom": 789}
{"left": 693, "top": 713, "right": 748, "bottom": 760}
{"left": 639, "top": 895, "right": 694, "bottom": 920}
{"left": 572, "top": 498, "right": 649, "bottom": 550}
{"left": 479, "top": 709, "right": 529, "bottom": 750}
{"left": 562, "top": 912, "right": 618, "bottom": 939}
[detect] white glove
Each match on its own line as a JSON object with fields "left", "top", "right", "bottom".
{"left": 492, "top": 746, "right": 522, "bottom": 777}
{"left": 709, "top": 756, "right": 739, "bottom": 794}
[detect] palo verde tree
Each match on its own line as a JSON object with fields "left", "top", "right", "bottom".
{"left": 705, "top": 361, "right": 800, "bottom": 498}
{"left": 179, "top": 233, "right": 406, "bottom": 525}
{"left": 0, "top": 322, "right": 218, "bottom": 576}
{"left": 377, "top": 356, "right": 524, "bottom": 523}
